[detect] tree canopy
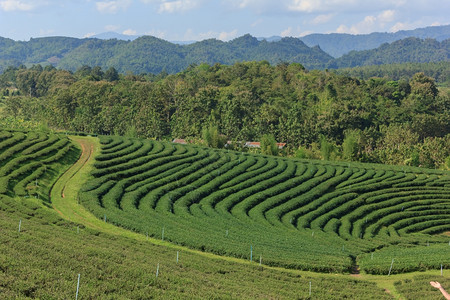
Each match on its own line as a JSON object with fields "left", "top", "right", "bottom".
{"left": 0, "top": 62, "right": 448, "bottom": 168}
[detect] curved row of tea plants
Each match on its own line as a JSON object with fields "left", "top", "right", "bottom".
{"left": 0, "top": 131, "right": 397, "bottom": 299}
{"left": 0, "top": 194, "right": 396, "bottom": 299}
{"left": 79, "top": 136, "right": 450, "bottom": 273}
{"left": 0, "top": 130, "right": 77, "bottom": 199}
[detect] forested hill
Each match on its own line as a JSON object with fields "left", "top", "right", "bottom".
{"left": 331, "top": 37, "right": 450, "bottom": 68}
{"left": 0, "top": 35, "right": 333, "bottom": 74}
{"left": 300, "top": 24, "right": 450, "bottom": 57}
{"left": 0, "top": 34, "right": 448, "bottom": 74}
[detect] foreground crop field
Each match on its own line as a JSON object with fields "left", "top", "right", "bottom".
{"left": 79, "top": 136, "right": 450, "bottom": 274}
{"left": 0, "top": 130, "right": 77, "bottom": 200}
{"left": 1, "top": 130, "right": 449, "bottom": 298}
{"left": 0, "top": 130, "right": 394, "bottom": 299}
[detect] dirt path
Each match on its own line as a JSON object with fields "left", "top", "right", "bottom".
{"left": 50, "top": 136, "right": 101, "bottom": 230}
{"left": 60, "top": 139, "right": 93, "bottom": 199}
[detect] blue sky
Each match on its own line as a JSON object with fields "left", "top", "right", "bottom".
{"left": 0, "top": 0, "right": 448, "bottom": 41}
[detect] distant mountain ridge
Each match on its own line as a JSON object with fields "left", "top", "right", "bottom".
{"left": 0, "top": 25, "right": 448, "bottom": 74}
{"left": 332, "top": 37, "right": 450, "bottom": 68}
{"left": 93, "top": 25, "right": 450, "bottom": 57}
{"left": 0, "top": 34, "right": 334, "bottom": 73}
{"left": 300, "top": 24, "right": 450, "bottom": 57}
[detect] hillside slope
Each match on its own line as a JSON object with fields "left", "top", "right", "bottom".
{"left": 330, "top": 38, "right": 450, "bottom": 68}
{"left": 79, "top": 135, "right": 450, "bottom": 274}
{"left": 301, "top": 24, "right": 450, "bottom": 57}
{"left": 1, "top": 25, "right": 449, "bottom": 74}
{"left": 0, "top": 130, "right": 449, "bottom": 298}
{"left": 0, "top": 130, "right": 392, "bottom": 299}
{"left": 0, "top": 34, "right": 333, "bottom": 73}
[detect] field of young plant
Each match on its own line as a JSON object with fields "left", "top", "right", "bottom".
{"left": 0, "top": 130, "right": 76, "bottom": 199}
{"left": 1, "top": 130, "right": 449, "bottom": 298}
{"left": 0, "top": 130, "right": 396, "bottom": 299}
{"left": 1, "top": 190, "right": 398, "bottom": 299}
{"left": 79, "top": 135, "right": 450, "bottom": 274}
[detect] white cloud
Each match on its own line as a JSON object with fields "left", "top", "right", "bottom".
{"left": 96, "top": 0, "right": 132, "bottom": 14}
{"left": 335, "top": 9, "right": 398, "bottom": 34}
{"left": 0, "top": 0, "right": 36, "bottom": 11}
{"left": 287, "top": 0, "right": 357, "bottom": 13}
{"left": 84, "top": 32, "right": 96, "bottom": 38}
{"left": 218, "top": 29, "right": 238, "bottom": 40}
{"left": 299, "top": 30, "right": 313, "bottom": 37}
{"left": 335, "top": 24, "right": 349, "bottom": 33}
{"left": 227, "top": 0, "right": 261, "bottom": 9}
{"left": 345, "top": 15, "right": 376, "bottom": 34}
{"left": 311, "top": 13, "right": 334, "bottom": 25}
{"left": 122, "top": 29, "right": 137, "bottom": 35}
{"left": 287, "top": 0, "right": 317, "bottom": 13}
{"left": 378, "top": 9, "right": 395, "bottom": 23}
{"left": 144, "top": 29, "right": 167, "bottom": 39}
{"left": 183, "top": 28, "right": 239, "bottom": 41}
{"left": 142, "top": 0, "right": 200, "bottom": 13}
{"left": 158, "top": 0, "right": 199, "bottom": 13}
{"left": 281, "top": 26, "right": 303, "bottom": 37}
{"left": 389, "top": 21, "right": 422, "bottom": 32}
{"left": 281, "top": 27, "right": 293, "bottom": 37}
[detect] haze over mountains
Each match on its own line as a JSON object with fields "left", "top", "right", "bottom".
{"left": 0, "top": 25, "right": 448, "bottom": 74}
{"left": 93, "top": 25, "right": 450, "bottom": 58}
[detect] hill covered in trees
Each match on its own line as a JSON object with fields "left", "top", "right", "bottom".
{"left": 93, "top": 25, "right": 450, "bottom": 58}
{"left": 300, "top": 24, "right": 450, "bottom": 57}
{"left": 1, "top": 62, "right": 448, "bottom": 169}
{"left": 0, "top": 35, "right": 333, "bottom": 74}
{"left": 333, "top": 61, "right": 450, "bottom": 85}
{"left": 331, "top": 38, "right": 450, "bottom": 68}
{"left": 0, "top": 29, "right": 448, "bottom": 74}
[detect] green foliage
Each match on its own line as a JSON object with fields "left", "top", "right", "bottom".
{"left": 331, "top": 38, "right": 450, "bottom": 69}
{"left": 342, "top": 130, "right": 361, "bottom": 161}
{"left": 79, "top": 136, "right": 450, "bottom": 274}
{"left": 320, "top": 135, "right": 335, "bottom": 161}
{"left": 0, "top": 194, "right": 394, "bottom": 299}
{"left": 0, "top": 130, "right": 77, "bottom": 201}
{"left": 359, "top": 244, "right": 450, "bottom": 274}
{"left": 335, "top": 61, "right": 450, "bottom": 84}
{"left": 1, "top": 32, "right": 449, "bottom": 74}
{"left": 1, "top": 62, "right": 448, "bottom": 169}
{"left": 260, "top": 134, "right": 278, "bottom": 156}
{"left": 0, "top": 129, "right": 449, "bottom": 298}
{"left": 301, "top": 25, "right": 450, "bottom": 58}
{"left": 202, "top": 125, "right": 227, "bottom": 149}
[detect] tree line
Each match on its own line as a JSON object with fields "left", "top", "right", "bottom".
{"left": 0, "top": 62, "right": 448, "bottom": 169}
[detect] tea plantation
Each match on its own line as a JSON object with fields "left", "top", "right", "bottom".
{"left": 1, "top": 130, "right": 449, "bottom": 299}
{"left": 80, "top": 135, "right": 450, "bottom": 274}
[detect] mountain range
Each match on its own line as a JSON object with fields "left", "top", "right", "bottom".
{"left": 0, "top": 25, "right": 448, "bottom": 74}
{"left": 93, "top": 25, "right": 450, "bottom": 58}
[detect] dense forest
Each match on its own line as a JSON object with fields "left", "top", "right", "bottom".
{"left": 334, "top": 61, "right": 450, "bottom": 85}
{"left": 0, "top": 62, "right": 448, "bottom": 169}
{"left": 0, "top": 32, "right": 448, "bottom": 74}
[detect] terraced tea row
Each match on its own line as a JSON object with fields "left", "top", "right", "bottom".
{"left": 0, "top": 130, "right": 75, "bottom": 199}
{"left": 79, "top": 136, "right": 450, "bottom": 273}
{"left": 0, "top": 193, "right": 396, "bottom": 299}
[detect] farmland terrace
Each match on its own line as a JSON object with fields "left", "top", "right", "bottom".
{"left": 0, "top": 130, "right": 449, "bottom": 299}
